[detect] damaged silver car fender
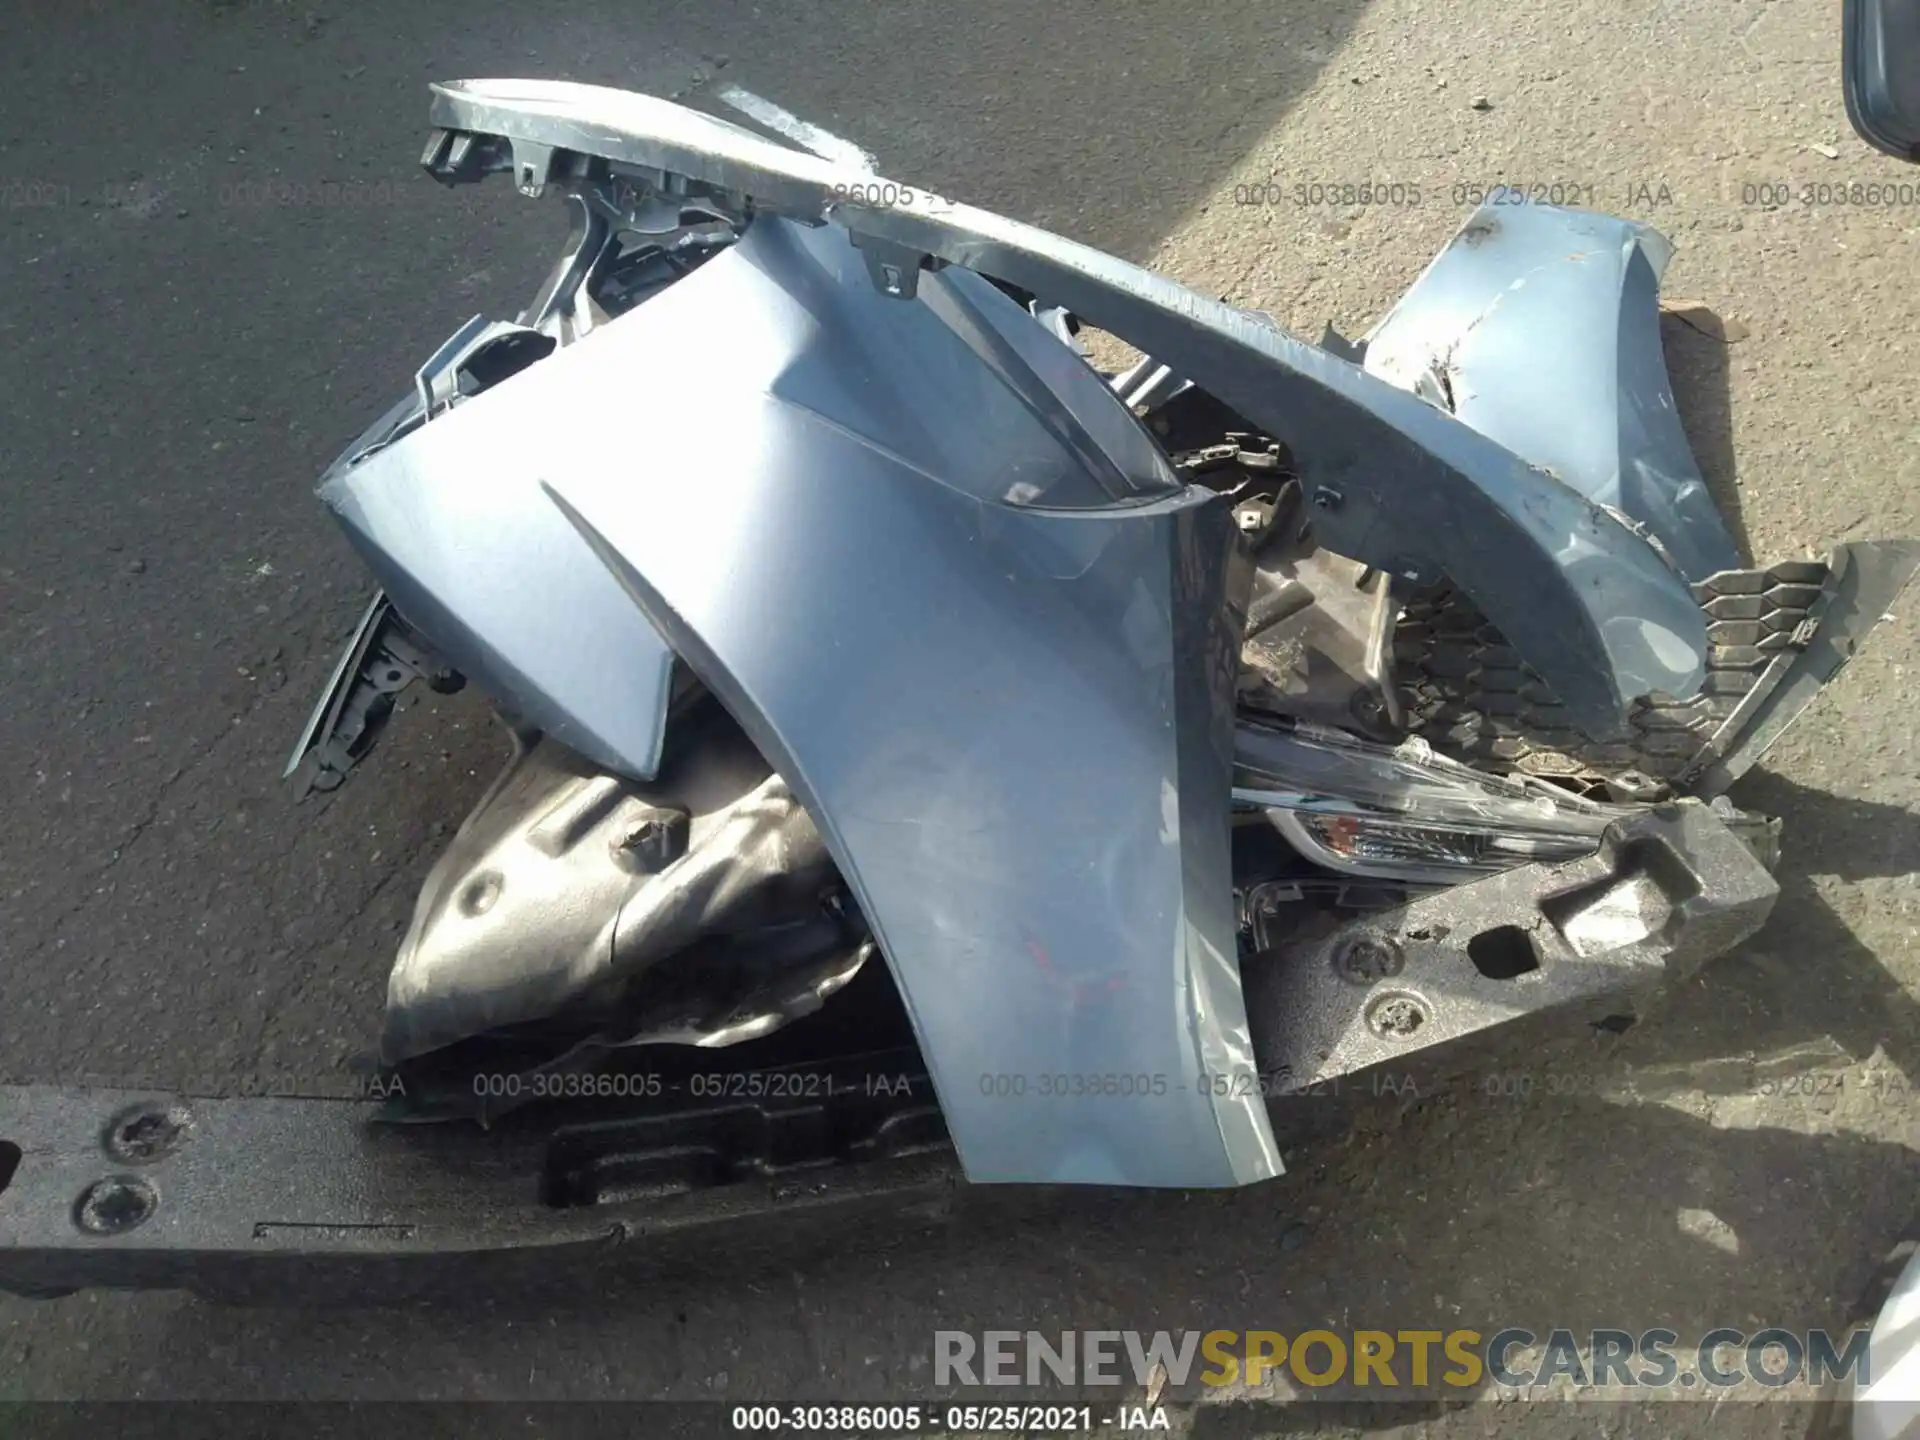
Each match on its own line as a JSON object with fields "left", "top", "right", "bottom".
{"left": 419, "top": 78, "right": 1711, "bottom": 739}
{"left": 9, "top": 60, "right": 1920, "bottom": 1309}
{"left": 328, "top": 208, "right": 1278, "bottom": 1187}
{"left": 1363, "top": 200, "right": 1743, "bottom": 584}
{"left": 298, "top": 80, "right": 1912, "bottom": 1192}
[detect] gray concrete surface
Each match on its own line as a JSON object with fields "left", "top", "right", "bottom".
{"left": 2, "top": 0, "right": 1919, "bottom": 1433}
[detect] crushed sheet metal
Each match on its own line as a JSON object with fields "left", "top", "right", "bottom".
{"left": 379, "top": 721, "right": 856, "bottom": 1069}
{"left": 1362, "top": 195, "right": 1743, "bottom": 584}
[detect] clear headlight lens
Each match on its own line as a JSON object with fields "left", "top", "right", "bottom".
{"left": 1234, "top": 721, "right": 1633, "bottom": 884}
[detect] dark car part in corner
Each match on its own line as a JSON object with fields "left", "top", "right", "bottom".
{"left": 1845, "top": 0, "right": 1920, "bottom": 160}
{"left": 0, "top": 65, "right": 1915, "bottom": 1298}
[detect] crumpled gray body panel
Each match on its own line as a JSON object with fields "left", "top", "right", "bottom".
{"left": 1362, "top": 198, "right": 1743, "bottom": 583}
{"left": 420, "top": 78, "right": 1711, "bottom": 740}
{"left": 327, "top": 217, "right": 1279, "bottom": 1187}
{"left": 315, "top": 81, "right": 1753, "bottom": 1188}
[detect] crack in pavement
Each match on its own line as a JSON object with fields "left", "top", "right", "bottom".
{"left": 16, "top": 670, "right": 314, "bottom": 969}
